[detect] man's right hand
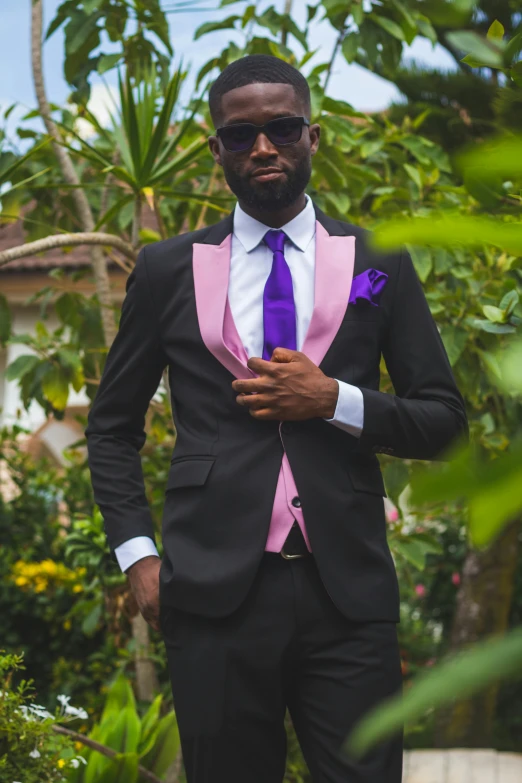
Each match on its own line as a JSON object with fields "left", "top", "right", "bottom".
{"left": 126, "top": 555, "right": 161, "bottom": 632}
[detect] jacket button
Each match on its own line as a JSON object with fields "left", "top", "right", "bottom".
{"left": 291, "top": 496, "right": 301, "bottom": 508}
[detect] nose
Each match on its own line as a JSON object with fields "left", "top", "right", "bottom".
{"left": 250, "top": 131, "right": 278, "bottom": 159}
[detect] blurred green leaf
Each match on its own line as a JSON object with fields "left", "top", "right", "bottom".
{"left": 95, "top": 752, "right": 139, "bottom": 783}
{"left": 408, "top": 245, "right": 432, "bottom": 282}
{"left": 393, "top": 534, "right": 443, "bottom": 570}
{"left": 487, "top": 20, "right": 505, "bottom": 41}
{"left": 5, "top": 354, "right": 40, "bottom": 382}
{"left": 194, "top": 15, "right": 239, "bottom": 40}
{"left": 415, "top": 0, "right": 474, "bottom": 26}
{"left": 0, "top": 294, "right": 12, "bottom": 346}
{"left": 372, "top": 15, "right": 405, "bottom": 41}
{"left": 440, "top": 325, "right": 467, "bottom": 366}
{"left": 456, "top": 136, "right": 522, "bottom": 179}
{"left": 372, "top": 215, "right": 522, "bottom": 255}
{"left": 410, "top": 440, "right": 522, "bottom": 548}
{"left": 342, "top": 32, "right": 359, "bottom": 63}
{"left": 483, "top": 305, "right": 506, "bottom": 323}
{"left": 346, "top": 628, "right": 522, "bottom": 758}
{"left": 140, "top": 711, "right": 180, "bottom": 778}
{"left": 446, "top": 30, "right": 504, "bottom": 68}
{"left": 499, "top": 340, "right": 522, "bottom": 392}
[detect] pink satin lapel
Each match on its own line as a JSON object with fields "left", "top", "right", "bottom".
{"left": 193, "top": 222, "right": 355, "bottom": 379}
{"left": 301, "top": 221, "right": 356, "bottom": 367}
{"left": 192, "top": 235, "right": 252, "bottom": 380}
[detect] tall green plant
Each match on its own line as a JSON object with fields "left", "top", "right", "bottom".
{"left": 65, "top": 671, "right": 180, "bottom": 783}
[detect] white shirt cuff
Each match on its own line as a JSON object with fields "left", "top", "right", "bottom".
{"left": 324, "top": 379, "right": 364, "bottom": 437}
{"left": 114, "top": 536, "right": 160, "bottom": 573}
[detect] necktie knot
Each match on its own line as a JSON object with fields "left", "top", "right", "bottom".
{"left": 263, "top": 229, "right": 287, "bottom": 254}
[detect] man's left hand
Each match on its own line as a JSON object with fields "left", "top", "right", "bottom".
{"left": 231, "top": 347, "right": 339, "bottom": 421}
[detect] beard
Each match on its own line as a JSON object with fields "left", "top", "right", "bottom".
{"left": 223, "top": 156, "right": 312, "bottom": 212}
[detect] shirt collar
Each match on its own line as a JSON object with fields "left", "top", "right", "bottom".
{"left": 233, "top": 194, "right": 316, "bottom": 253}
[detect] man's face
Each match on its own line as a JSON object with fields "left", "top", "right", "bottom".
{"left": 208, "top": 83, "right": 320, "bottom": 212}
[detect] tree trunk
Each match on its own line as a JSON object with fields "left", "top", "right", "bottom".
{"left": 281, "top": 0, "right": 293, "bottom": 46}
{"left": 434, "top": 518, "right": 521, "bottom": 747}
{"left": 130, "top": 612, "right": 160, "bottom": 702}
{"left": 31, "top": 0, "right": 116, "bottom": 346}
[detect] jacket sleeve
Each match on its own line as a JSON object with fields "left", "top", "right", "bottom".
{"left": 356, "top": 248, "right": 468, "bottom": 460}
{"left": 85, "top": 246, "right": 167, "bottom": 562}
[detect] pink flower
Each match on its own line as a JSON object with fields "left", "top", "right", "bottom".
{"left": 452, "top": 572, "right": 461, "bottom": 586}
{"left": 415, "top": 584, "right": 426, "bottom": 598}
{"left": 387, "top": 508, "right": 399, "bottom": 523}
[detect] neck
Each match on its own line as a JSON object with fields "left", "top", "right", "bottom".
{"left": 237, "top": 193, "right": 307, "bottom": 228}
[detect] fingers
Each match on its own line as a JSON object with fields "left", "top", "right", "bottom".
{"left": 271, "top": 347, "right": 298, "bottom": 362}
{"left": 246, "top": 356, "right": 277, "bottom": 375}
{"left": 248, "top": 407, "right": 279, "bottom": 420}
{"left": 232, "top": 378, "right": 268, "bottom": 394}
{"left": 236, "top": 393, "right": 270, "bottom": 409}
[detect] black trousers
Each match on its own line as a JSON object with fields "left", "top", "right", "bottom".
{"left": 159, "top": 552, "right": 403, "bottom": 782}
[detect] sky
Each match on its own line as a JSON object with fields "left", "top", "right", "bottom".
{"left": 0, "top": 0, "right": 457, "bottom": 142}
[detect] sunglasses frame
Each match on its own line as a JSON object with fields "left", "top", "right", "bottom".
{"left": 216, "top": 115, "right": 311, "bottom": 152}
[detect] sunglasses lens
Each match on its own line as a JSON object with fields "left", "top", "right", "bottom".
{"left": 218, "top": 117, "right": 305, "bottom": 152}
{"left": 220, "top": 125, "right": 256, "bottom": 152}
{"left": 267, "top": 118, "right": 303, "bottom": 145}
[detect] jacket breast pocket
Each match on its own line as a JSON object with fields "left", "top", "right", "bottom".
{"left": 166, "top": 456, "right": 215, "bottom": 490}
{"left": 347, "top": 456, "right": 387, "bottom": 497}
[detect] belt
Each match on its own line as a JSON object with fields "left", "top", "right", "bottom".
{"left": 279, "top": 521, "right": 310, "bottom": 560}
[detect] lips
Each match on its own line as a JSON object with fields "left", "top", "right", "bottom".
{"left": 251, "top": 168, "right": 285, "bottom": 182}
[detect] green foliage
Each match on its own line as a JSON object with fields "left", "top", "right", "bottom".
{"left": 66, "top": 672, "right": 180, "bottom": 783}
{"left": 46, "top": 0, "right": 175, "bottom": 103}
{"left": 0, "top": 650, "right": 88, "bottom": 782}
{"left": 76, "top": 65, "right": 208, "bottom": 194}
{"left": 0, "top": 136, "right": 52, "bottom": 205}
{"left": 346, "top": 24, "right": 522, "bottom": 755}
{"left": 387, "top": 2, "right": 521, "bottom": 150}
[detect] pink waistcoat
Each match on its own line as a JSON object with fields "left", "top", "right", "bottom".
{"left": 192, "top": 222, "right": 356, "bottom": 556}
{"left": 222, "top": 298, "right": 311, "bottom": 552}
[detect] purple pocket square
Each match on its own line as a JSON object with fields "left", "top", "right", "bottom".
{"left": 348, "top": 268, "right": 388, "bottom": 307}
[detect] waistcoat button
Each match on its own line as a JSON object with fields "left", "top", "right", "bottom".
{"left": 291, "top": 496, "right": 301, "bottom": 508}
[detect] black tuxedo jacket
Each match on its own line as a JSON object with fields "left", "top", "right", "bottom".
{"left": 85, "top": 203, "right": 468, "bottom": 622}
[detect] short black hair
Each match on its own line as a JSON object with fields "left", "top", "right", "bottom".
{"left": 208, "top": 54, "right": 311, "bottom": 127}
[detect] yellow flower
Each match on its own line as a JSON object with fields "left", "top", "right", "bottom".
{"left": 57, "top": 759, "right": 66, "bottom": 768}
{"left": 63, "top": 620, "right": 72, "bottom": 630}
{"left": 34, "top": 580, "right": 48, "bottom": 593}
{"left": 74, "top": 741, "right": 83, "bottom": 752}
{"left": 15, "top": 576, "right": 28, "bottom": 587}
{"left": 72, "top": 584, "right": 83, "bottom": 593}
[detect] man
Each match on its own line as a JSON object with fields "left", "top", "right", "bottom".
{"left": 85, "top": 54, "right": 467, "bottom": 782}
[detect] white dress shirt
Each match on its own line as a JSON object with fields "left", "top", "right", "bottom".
{"left": 114, "top": 195, "right": 364, "bottom": 572}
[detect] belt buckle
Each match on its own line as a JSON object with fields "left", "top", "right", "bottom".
{"left": 280, "top": 545, "right": 307, "bottom": 560}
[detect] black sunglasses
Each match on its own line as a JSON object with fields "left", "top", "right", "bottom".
{"left": 216, "top": 116, "right": 310, "bottom": 152}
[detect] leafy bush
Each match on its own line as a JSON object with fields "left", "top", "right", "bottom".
{"left": 0, "top": 650, "right": 87, "bottom": 782}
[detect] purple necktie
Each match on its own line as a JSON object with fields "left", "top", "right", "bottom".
{"left": 262, "top": 230, "right": 297, "bottom": 361}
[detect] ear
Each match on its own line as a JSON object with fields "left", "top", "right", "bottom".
{"left": 309, "top": 123, "right": 320, "bottom": 157}
{"left": 208, "top": 135, "right": 222, "bottom": 166}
